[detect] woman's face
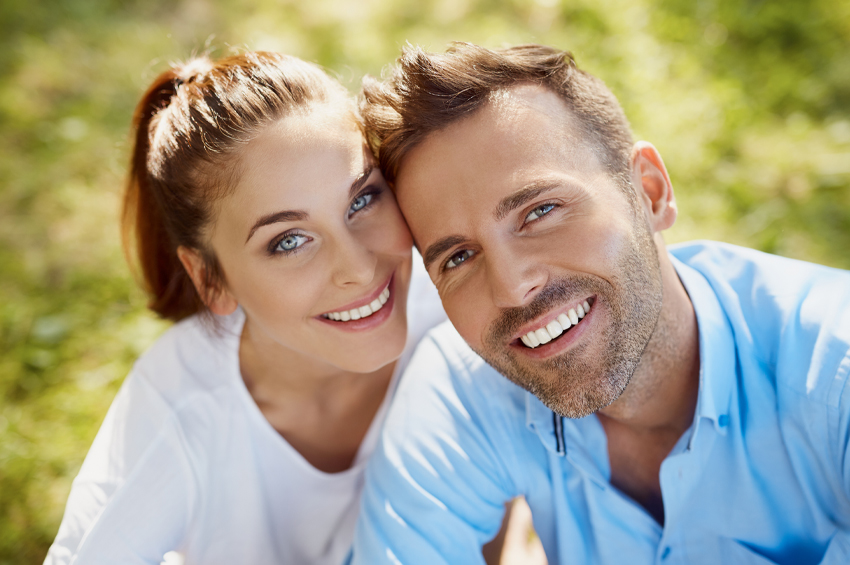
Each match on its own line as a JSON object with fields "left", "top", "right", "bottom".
{"left": 207, "top": 103, "right": 413, "bottom": 373}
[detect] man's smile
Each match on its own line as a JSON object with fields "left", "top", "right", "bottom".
{"left": 516, "top": 296, "right": 594, "bottom": 348}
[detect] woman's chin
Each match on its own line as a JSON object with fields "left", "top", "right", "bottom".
{"left": 331, "top": 338, "right": 407, "bottom": 374}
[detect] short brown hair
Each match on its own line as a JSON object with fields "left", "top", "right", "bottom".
{"left": 124, "top": 51, "right": 348, "bottom": 321}
{"left": 360, "top": 43, "right": 633, "bottom": 184}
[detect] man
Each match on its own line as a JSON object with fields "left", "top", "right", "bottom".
{"left": 352, "top": 43, "right": 850, "bottom": 564}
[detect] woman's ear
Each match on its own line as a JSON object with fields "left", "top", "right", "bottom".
{"left": 629, "top": 141, "right": 677, "bottom": 233}
{"left": 177, "top": 246, "right": 239, "bottom": 316}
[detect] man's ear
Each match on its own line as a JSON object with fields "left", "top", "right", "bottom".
{"left": 629, "top": 141, "right": 677, "bottom": 233}
{"left": 177, "top": 246, "right": 238, "bottom": 316}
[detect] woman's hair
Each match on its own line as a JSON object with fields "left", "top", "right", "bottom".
{"left": 123, "top": 51, "right": 349, "bottom": 322}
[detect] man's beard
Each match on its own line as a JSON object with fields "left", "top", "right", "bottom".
{"left": 475, "top": 222, "right": 663, "bottom": 419}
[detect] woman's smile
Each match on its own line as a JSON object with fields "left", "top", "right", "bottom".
{"left": 320, "top": 274, "right": 392, "bottom": 321}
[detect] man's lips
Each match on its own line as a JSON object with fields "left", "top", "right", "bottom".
{"left": 512, "top": 296, "right": 596, "bottom": 349}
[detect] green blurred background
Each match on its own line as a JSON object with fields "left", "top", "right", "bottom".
{"left": 1, "top": 0, "right": 848, "bottom": 561}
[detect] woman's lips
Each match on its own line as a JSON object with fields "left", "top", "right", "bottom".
{"left": 315, "top": 275, "right": 396, "bottom": 331}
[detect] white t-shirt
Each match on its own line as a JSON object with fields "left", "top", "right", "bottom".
{"left": 45, "top": 259, "right": 445, "bottom": 565}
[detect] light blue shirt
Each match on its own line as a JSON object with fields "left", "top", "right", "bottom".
{"left": 352, "top": 241, "right": 850, "bottom": 565}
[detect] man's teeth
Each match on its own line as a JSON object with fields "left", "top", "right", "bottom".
{"left": 520, "top": 300, "right": 591, "bottom": 349}
{"left": 322, "top": 287, "right": 391, "bottom": 321}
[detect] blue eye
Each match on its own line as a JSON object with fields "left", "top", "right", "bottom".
{"left": 275, "top": 233, "right": 309, "bottom": 253}
{"left": 525, "top": 203, "right": 555, "bottom": 222}
{"left": 349, "top": 193, "right": 374, "bottom": 216}
{"left": 445, "top": 249, "right": 476, "bottom": 270}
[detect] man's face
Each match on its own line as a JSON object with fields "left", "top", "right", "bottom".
{"left": 394, "top": 85, "right": 664, "bottom": 418}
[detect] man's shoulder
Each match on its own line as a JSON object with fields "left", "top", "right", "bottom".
{"left": 672, "top": 240, "right": 850, "bottom": 405}
{"left": 393, "top": 321, "right": 530, "bottom": 434}
{"left": 406, "top": 320, "right": 528, "bottom": 398}
{"left": 670, "top": 240, "right": 848, "bottom": 288}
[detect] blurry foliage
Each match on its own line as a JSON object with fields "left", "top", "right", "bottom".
{"left": 0, "top": 0, "right": 848, "bottom": 562}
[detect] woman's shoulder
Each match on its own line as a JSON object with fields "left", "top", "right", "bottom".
{"left": 131, "top": 310, "right": 244, "bottom": 409}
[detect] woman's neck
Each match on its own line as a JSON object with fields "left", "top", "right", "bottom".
{"left": 238, "top": 316, "right": 397, "bottom": 473}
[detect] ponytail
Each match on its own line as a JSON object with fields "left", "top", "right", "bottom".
{"left": 121, "top": 52, "right": 344, "bottom": 322}
{"left": 123, "top": 68, "right": 204, "bottom": 321}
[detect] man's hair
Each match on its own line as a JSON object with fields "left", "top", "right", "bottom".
{"left": 360, "top": 42, "right": 634, "bottom": 185}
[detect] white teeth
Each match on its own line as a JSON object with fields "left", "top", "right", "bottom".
{"left": 322, "top": 283, "right": 391, "bottom": 322}
{"left": 546, "top": 320, "right": 563, "bottom": 339}
{"left": 534, "top": 328, "right": 551, "bottom": 345}
{"left": 519, "top": 299, "right": 592, "bottom": 349}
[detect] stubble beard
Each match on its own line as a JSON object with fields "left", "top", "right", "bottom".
{"left": 477, "top": 222, "right": 663, "bottom": 419}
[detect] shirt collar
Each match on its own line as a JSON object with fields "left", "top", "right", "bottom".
{"left": 672, "top": 254, "right": 737, "bottom": 436}
{"left": 525, "top": 251, "right": 738, "bottom": 453}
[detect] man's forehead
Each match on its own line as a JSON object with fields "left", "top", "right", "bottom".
{"left": 486, "top": 83, "right": 579, "bottom": 128}
{"left": 396, "top": 85, "right": 600, "bottom": 196}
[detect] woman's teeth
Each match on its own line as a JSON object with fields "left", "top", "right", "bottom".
{"left": 520, "top": 300, "right": 591, "bottom": 349}
{"left": 322, "top": 286, "right": 390, "bottom": 322}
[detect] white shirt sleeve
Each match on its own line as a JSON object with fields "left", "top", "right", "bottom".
{"left": 44, "top": 370, "right": 196, "bottom": 565}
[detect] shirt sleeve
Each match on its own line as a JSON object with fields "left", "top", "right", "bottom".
{"left": 352, "top": 334, "right": 517, "bottom": 565}
{"left": 44, "top": 371, "right": 195, "bottom": 565}
{"left": 822, "top": 349, "right": 850, "bottom": 564}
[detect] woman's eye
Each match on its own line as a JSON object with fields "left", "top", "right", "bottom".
{"left": 525, "top": 203, "right": 555, "bottom": 223}
{"left": 275, "top": 234, "right": 309, "bottom": 253}
{"left": 348, "top": 193, "right": 374, "bottom": 216}
{"left": 445, "top": 249, "right": 476, "bottom": 270}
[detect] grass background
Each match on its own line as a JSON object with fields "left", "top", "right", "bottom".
{"left": 1, "top": 0, "right": 848, "bottom": 562}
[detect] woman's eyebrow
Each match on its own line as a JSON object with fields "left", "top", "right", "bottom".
{"left": 245, "top": 165, "right": 377, "bottom": 244}
{"left": 245, "top": 210, "right": 309, "bottom": 243}
{"left": 349, "top": 165, "right": 376, "bottom": 199}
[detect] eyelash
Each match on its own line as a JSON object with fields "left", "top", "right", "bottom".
{"left": 269, "top": 231, "right": 311, "bottom": 256}
{"left": 524, "top": 202, "right": 557, "bottom": 223}
{"left": 348, "top": 188, "right": 381, "bottom": 218}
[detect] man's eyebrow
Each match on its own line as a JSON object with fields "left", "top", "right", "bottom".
{"left": 494, "top": 181, "right": 561, "bottom": 221}
{"left": 245, "top": 165, "right": 377, "bottom": 244}
{"left": 423, "top": 235, "right": 469, "bottom": 272}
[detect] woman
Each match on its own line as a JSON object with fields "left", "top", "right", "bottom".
{"left": 44, "top": 51, "right": 445, "bottom": 565}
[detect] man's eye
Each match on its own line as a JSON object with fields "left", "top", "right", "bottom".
{"left": 348, "top": 193, "right": 374, "bottom": 216}
{"left": 275, "top": 234, "right": 309, "bottom": 253}
{"left": 445, "top": 249, "right": 476, "bottom": 270}
{"left": 525, "top": 203, "right": 555, "bottom": 222}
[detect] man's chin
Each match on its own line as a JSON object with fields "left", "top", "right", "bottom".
{"left": 479, "top": 346, "right": 635, "bottom": 420}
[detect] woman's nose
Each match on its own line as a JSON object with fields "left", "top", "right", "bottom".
{"left": 330, "top": 233, "right": 378, "bottom": 288}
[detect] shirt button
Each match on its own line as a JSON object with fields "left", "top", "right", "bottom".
{"left": 718, "top": 414, "right": 730, "bottom": 427}
{"left": 661, "top": 546, "right": 671, "bottom": 560}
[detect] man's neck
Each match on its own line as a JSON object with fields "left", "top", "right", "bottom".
{"left": 599, "top": 244, "right": 700, "bottom": 435}
{"left": 595, "top": 244, "right": 700, "bottom": 525}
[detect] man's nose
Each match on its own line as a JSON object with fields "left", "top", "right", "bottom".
{"left": 484, "top": 242, "right": 547, "bottom": 309}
